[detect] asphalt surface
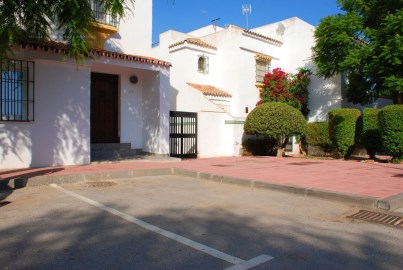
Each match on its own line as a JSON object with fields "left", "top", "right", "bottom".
{"left": 1, "top": 175, "right": 402, "bottom": 269}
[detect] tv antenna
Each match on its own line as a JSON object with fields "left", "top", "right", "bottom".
{"left": 211, "top": 18, "right": 221, "bottom": 31}
{"left": 242, "top": 4, "right": 252, "bottom": 30}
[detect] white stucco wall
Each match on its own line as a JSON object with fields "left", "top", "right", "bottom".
{"left": 198, "top": 112, "right": 234, "bottom": 157}
{"left": 307, "top": 74, "right": 342, "bottom": 122}
{"left": 142, "top": 70, "right": 170, "bottom": 155}
{"left": 252, "top": 18, "right": 315, "bottom": 72}
{"left": 169, "top": 46, "right": 216, "bottom": 89}
{"left": 0, "top": 60, "right": 91, "bottom": 168}
{"left": 158, "top": 25, "right": 283, "bottom": 120}
{"left": 105, "top": 0, "right": 153, "bottom": 56}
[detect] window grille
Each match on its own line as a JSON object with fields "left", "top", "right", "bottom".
{"left": 89, "top": 0, "right": 119, "bottom": 27}
{"left": 256, "top": 60, "right": 271, "bottom": 83}
{"left": 198, "top": 56, "right": 209, "bottom": 74}
{"left": 0, "top": 59, "right": 35, "bottom": 121}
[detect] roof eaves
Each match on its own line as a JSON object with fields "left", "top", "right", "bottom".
{"left": 169, "top": 38, "right": 217, "bottom": 50}
{"left": 187, "top": 83, "right": 232, "bottom": 98}
{"left": 243, "top": 30, "right": 283, "bottom": 46}
{"left": 18, "top": 41, "right": 172, "bottom": 67}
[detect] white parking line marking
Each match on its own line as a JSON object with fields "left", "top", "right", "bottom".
{"left": 224, "top": 254, "right": 273, "bottom": 270}
{"left": 50, "top": 184, "right": 273, "bottom": 269}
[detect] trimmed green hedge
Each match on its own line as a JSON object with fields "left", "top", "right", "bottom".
{"left": 244, "top": 102, "right": 306, "bottom": 137}
{"left": 304, "top": 122, "right": 333, "bottom": 153}
{"left": 379, "top": 105, "right": 403, "bottom": 162}
{"left": 328, "top": 108, "right": 361, "bottom": 159}
{"left": 362, "top": 108, "right": 381, "bottom": 159}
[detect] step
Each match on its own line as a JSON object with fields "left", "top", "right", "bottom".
{"left": 91, "top": 143, "right": 132, "bottom": 151}
{"left": 91, "top": 149, "right": 143, "bottom": 161}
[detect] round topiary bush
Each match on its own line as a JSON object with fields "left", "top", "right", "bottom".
{"left": 379, "top": 105, "right": 403, "bottom": 163}
{"left": 328, "top": 108, "right": 361, "bottom": 159}
{"left": 362, "top": 108, "right": 381, "bottom": 159}
{"left": 244, "top": 102, "right": 306, "bottom": 157}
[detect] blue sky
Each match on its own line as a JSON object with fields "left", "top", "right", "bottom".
{"left": 152, "top": 0, "right": 342, "bottom": 44}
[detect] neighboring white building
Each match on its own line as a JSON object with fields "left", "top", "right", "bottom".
{"left": 153, "top": 17, "right": 392, "bottom": 157}
{"left": 0, "top": 0, "right": 171, "bottom": 168}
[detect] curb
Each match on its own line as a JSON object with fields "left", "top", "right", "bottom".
{"left": 1, "top": 168, "right": 174, "bottom": 188}
{"left": 172, "top": 168, "right": 379, "bottom": 209}
{"left": 376, "top": 192, "right": 403, "bottom": 211}
{"left": 2, "top": 167, "right": 402, "bottom": 211}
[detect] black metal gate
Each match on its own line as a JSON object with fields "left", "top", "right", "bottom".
{"left": 169, "top": 111, "right": 197, "bottom": 158}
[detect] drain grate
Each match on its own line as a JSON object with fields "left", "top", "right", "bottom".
{"left": 347, "top": 210, "right": 403, "bottom": 228}
{"left": 211, "top": 164, "right": 233, "bottom": 167}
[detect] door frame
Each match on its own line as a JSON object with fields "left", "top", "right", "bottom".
{"left": 90, "top": 72, "right": 119, "bottom": 143}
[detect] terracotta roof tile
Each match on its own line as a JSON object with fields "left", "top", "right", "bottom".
{"left": 169, "top": 38, "right": 217, "bottom": 50}
{"left": 243, "top": 30, "right": 282, "bottom": 45}
{"left": 187, "top": 83, "right": 232, "bottom": 98}
{"left": 18, "top": 41, "right": 171, "bottom": 67}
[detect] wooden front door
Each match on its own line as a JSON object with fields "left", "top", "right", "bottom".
{"left": 91, "top": 72, "right": 119, "bottom": 143}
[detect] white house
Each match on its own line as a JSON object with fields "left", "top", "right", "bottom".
{"left": 0, "top": 0, "right": 171, "bottom": 168}
{"left": 153, "top": 17, "right": 392, "bottom": 158}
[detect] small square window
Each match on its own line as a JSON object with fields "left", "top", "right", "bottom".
{"left": 198, "top": 55, "right": 209, "bottom": 74}
{"left": 1, "top": 59, "right": 35, "bottom": 121}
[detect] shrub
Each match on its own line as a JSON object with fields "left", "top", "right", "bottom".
{"left": 304, "top": 122, "right": 333, "bottom": 153}
{"left": 244, "top": 102, "right": 306, "bottom": 157}
{"left": 328, "top": 108, "right": 361, "bottom": 159}
{"left": 362, "top": 108, "right": 381, "bottom": 159}
{"left": 379, "top": 105, "right": 403, "bottom": 162}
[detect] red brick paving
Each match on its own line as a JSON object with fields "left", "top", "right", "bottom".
{"left": 1, "top": 156, "right": 402, "bottom": 199}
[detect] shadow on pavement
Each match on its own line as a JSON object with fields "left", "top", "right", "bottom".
{"left": 0, "top": 201, "right": 402, "bottom": 269}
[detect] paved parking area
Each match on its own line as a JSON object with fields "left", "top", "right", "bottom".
{"left": 1, "top": 175, "right": 402, "bottom": 269}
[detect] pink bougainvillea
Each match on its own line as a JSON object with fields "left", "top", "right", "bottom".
{"left": 257, "top": 67, "right": 311, "bottom": 117}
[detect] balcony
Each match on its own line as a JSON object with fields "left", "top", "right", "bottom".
{"left": 87, "top": 0, "right": 119, "bottom": 49}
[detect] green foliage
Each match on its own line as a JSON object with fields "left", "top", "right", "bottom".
{"left": 257, "top": 67, "right": 311, "bottom": 117}
{"left": 362, "top": 108, "right": 381, "bottom": 158}
{"left": 304, "top": 122, "right": 333, "bottom": 153}
{"left": 328, "top": 108, "right": 361, "bottom": 158}
{"left": 379, "top": 105, "right": 403, "bottom": 162}
{"left": 313, "top": 0, "right": 403, "bottom": 105}
{"left": 244, "top": 102, "right": 306, "bottom": 156}
{"left": 0, "top": 0, "right": 131, "bottom": 62}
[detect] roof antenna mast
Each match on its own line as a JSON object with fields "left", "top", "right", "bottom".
{"left": 242, "top": 4, "right": 252, "bottom": 30}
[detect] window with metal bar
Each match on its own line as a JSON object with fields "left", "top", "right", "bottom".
{"left": 256, "top": 60, "right": 271, "bottom": 83}
{"left": 0, "top": 59, "right": 35, "bottom": 121}
{"left": 89, "top": 0, "right": 119, "bottom": 27}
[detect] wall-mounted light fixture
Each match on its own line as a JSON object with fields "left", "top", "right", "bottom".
{"left": 129, "top": 75, "right": 138, "bottom": 84}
